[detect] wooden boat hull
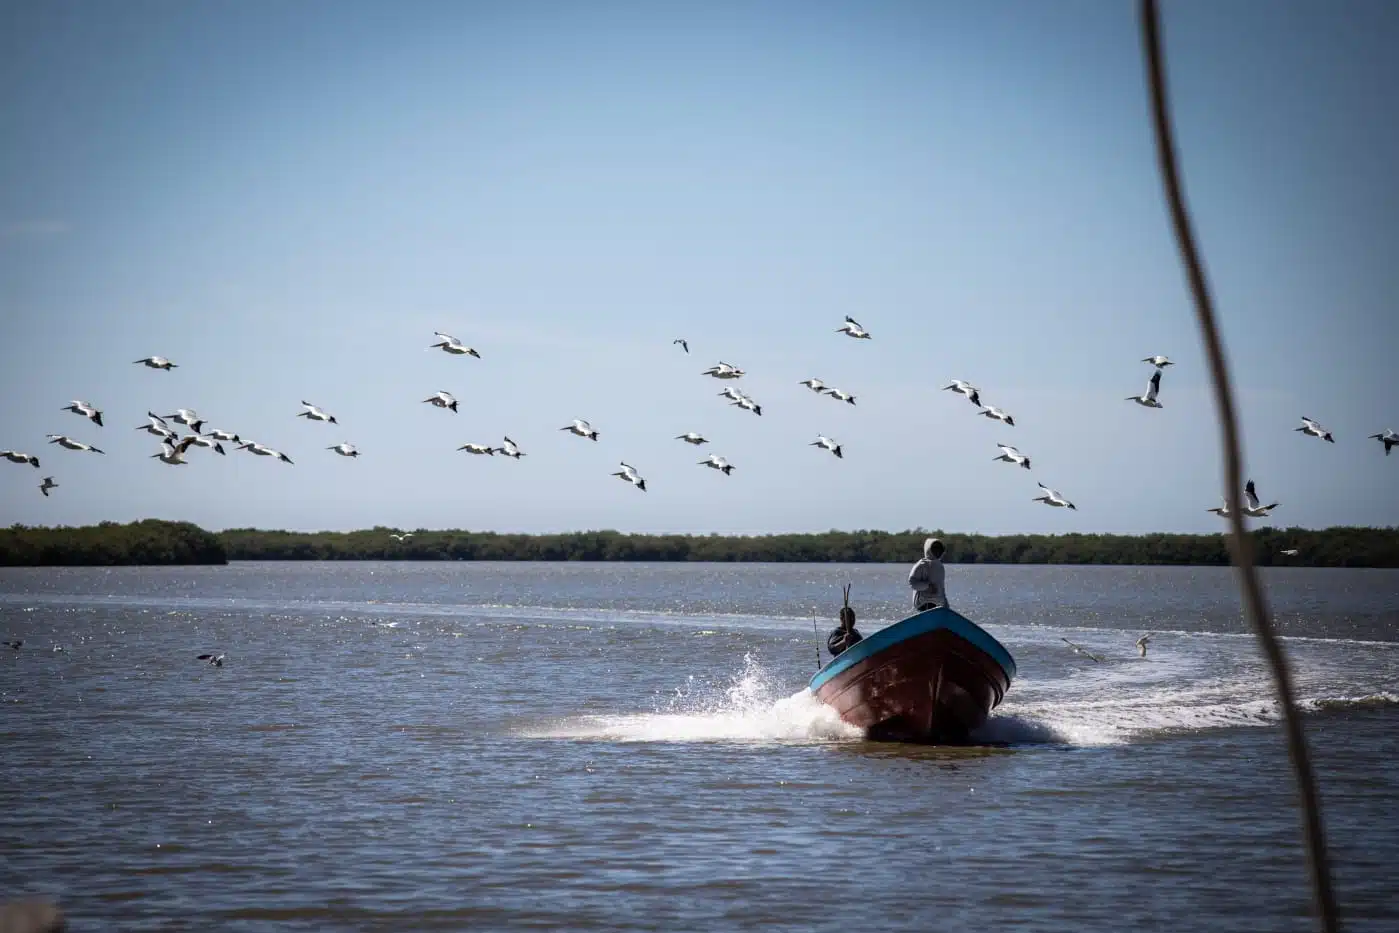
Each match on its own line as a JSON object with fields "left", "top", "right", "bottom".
{"left": 809, "top": 608, "right": 1015, "bottom": 743}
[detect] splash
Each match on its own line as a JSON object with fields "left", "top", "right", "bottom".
{"left": 523, "top": 654, "right": 863, "bottom": 743}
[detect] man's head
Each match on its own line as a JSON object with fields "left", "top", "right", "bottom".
{"left": 839, "top": 606, "right": 856, "bottom": 630}
{"left": 924, "top": 537, "right": 946, "bottom": 560}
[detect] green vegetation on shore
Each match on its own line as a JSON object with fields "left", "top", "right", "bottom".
{"left": 5, "top": 521, "right": 1394, "bottom": 567}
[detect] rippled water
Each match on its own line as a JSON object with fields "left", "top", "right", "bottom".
{"left": 2, "top": 562, "right": 1396, "bottom": 931}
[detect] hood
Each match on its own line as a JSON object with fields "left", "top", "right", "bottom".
{"left": 924, "top": 537, "right": 940, "bottom": 559}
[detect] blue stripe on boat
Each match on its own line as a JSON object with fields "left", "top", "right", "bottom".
{"left": 809, "top": 607, "right": 1017, "bottom": 693}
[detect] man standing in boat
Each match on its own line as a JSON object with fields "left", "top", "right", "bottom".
{"left": 826, "top": 605, "right": 863, "bottom": 658}
{"left": 908, "top": 538, "right": 948, "bottom": 611}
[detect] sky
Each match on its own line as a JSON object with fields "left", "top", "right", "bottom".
{"left": 1, "top": 0, "right": 1395, "bottom": 536}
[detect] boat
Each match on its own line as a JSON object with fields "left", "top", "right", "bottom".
{"left": 809, "top": 606, "right": 1016, "bottom": 743}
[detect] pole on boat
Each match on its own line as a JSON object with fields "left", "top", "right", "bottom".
{"left": 811, "top": 609, "right": 822, "bottom": 670}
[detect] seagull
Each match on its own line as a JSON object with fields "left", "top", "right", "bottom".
{"left": 196, "top": 653, "right": 225, "bottom": 667}
{"left": 204, "top": 429, "right": 241, "bottom": 444}
{"left": 1061, "top": 637, "right": 1104, "bottom": 662}
{"left": 673, "top": 338, "right": 689, "bottom": 354}
{"left": 675, "top": 432, "right": 709, "bottom": 445}
{"left": 137, "top": 413, "right": 177, "bottom": 440}
{"left": 826, "top": 388, "right": 856, "bottom": 406}
{"left": 151, "top": 441, "right": 188, "bottom": 466}
{"left": 942, "top": 380, "right": 982, "bottom": 408}
{"left": 1280, "top": 548, "right": 1300, "bottom": 557}
{"left": 699, "top": 454, "right": 735, "bottom": 475}
{"left": 1142, "top": 356, "right": 1173, "bottom": 368}
{"left": 798, "top": 378, "right": 830, "bottom": 394}
{"left": 993, "top": 444, "right": 1031, "bottom": 469}
{"left": 297, "top": 401, "right": 338, "bottom": 424}
{"left": 835, "top": 315, "right": 871, "bottom": 339}
{"left": 430, "top": 332, "right": 481, "bottom": 358}
{"left": 1296, "top": 417, "right": 1334, "bottom": 443}
{"left": 328, "top": 443, "right": 360, "bottom": 458}
{"left": 390, "top": 533, "right": 414, "bottom": 541}
{"left": 164, "top": 409, "right": 205, "bottom": 432}
{"left": 730, "top": 395, "right": 762, "bottom": 416}
{"left": 133, "top": 356, "right": 177, "bottom": 370}
{"left": 703, "top": 362, "right": 745, "bottom": 379}
{"left": 496, "top": 437, "right": 526, "bottom": 459}
{"left": 177, "top": 435, "right": 226, "bottom": 456}
{"left": 560, "top": 419, "right": 599, "bottom": 441}
{"left": 39, "top": 476, "right": 58, "bottom": 497}
{"left": 1135, "top": 634, "right": 1153, "bottom": 658}
{"left": 1369, "top": 429, "right": 1398, "bottom": 456}
{"left": 810, "top": 435, "right": 843, "bottom": 458}
{"left": 457, "top": 443, "right": 496, "bottom": 456}
{"left": 611, "top": 462, "right": 647, "bottom": 491}
{"left": 62, "top": 400, "right": 103, "bottom": 427}
{"left": 47, "top": 435, "right": 104, "bottom": 454}
{"left": 422, "top": 391, "right": 459, "bottom": 413}
{"left": 1241, "top": 479, "right": 1279, "bottom": 517}
{"left": 1034, "top": 482, "right": 1076, "bottom": 510}
{"left": 979, "top": 406, "right": 1016, "bottom": 426}
{"left": 1127, "top": 369, "right": 1164, "bottom": 408}
{"left": 237, "top": 442, "right": 293, "bottom": 464}
{"left": 1, "top": 451, "right": 41, "bottom": 468}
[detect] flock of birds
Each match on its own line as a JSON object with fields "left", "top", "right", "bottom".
{"left": 2, "top": 319, "right": 1394, "bottom": 520}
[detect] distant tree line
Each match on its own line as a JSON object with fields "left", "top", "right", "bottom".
{"left": 0, "top": 520, "right": 227, "bottom": 566}
{"left": 3, "top": 522, "right": 1396, "bottom": 568}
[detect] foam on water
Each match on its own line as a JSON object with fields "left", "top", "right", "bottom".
{"left": 523, "top": 654, "right": 863, "bottom": 743}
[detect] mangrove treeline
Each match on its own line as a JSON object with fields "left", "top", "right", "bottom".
{"left": 3, "top": 522, "right": 1397, "bottom": 567}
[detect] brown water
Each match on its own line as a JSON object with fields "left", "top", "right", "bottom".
{"left": 2, "top": 562, "right": 1397, "bottom": 930}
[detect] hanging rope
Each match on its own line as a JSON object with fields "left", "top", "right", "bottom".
{"left": 1137, "top": 3, "right": 1340, "bottom": 929}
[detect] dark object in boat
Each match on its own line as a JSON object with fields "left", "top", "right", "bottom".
{"left": 809, "top": 607, "right": 1015, "bottom": 744}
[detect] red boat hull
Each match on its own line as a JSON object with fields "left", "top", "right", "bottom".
{"left": 814, "top": 627, "right": 1012, "bottom": 743}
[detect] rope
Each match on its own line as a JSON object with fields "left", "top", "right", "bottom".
{"left": 1137, "top": 3, "right": 1340, "bottom": 929}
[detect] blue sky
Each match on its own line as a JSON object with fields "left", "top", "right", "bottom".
{"left": 1, "top": 0, "right": 1395, "bottom": 535}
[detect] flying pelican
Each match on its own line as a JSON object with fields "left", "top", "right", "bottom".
{"left": 673, "top": 338, "right": 689, "bottom": 354}
{"left": 675, "top": 432, "right": 709, "bottom": 445}
{"left": 495, "top": 437, "right": 525, "bottom": 459}
{"left": 979, "top": 406, "right": 1016, "bottom": 426}
{"left": 699, "top": 454, "right": 735, "bottom": 475}
{"left": 703, "top": 362, "right": 745, "bottom": 379}
{"left": 836, "top": 315, "right": 871, "bottom": 339}
{"left": 133, "top": 356, "right": 177, "bottom": 370}
{"left": 810, "top": 435, "right": 843, "bottom": 458}
{"left": 1280, "top": 548, "right": 1300, "bottom": 557}
{"left": 1369, "top": 429, "right": 1398, "bottom": 456}
{"left": 422, "top": 391, "right": 459, "bottom": 413}
{"left": 430, "top": 332, "right": 481, "bottom": 358}
{"left": 730, "top": 395, "right": 762, "bottom": 416}
{"left": 826, "top": 388, "right": 856, "bottom": 405}
{"left": 1206, "top": 499, "right": 1233, "bottom": 517}
{"left": 151, "top": 441, "right": 188, "bottom": 466}
{"left": 62, "top": 400, "right": 103, "bottom": 427}
{"left": 993, "top": 444, "right": 1031, "bottom": 469}
{"left": 717, "top": 386, "right": 745, "bottom": 402}
{"left": 1034, "top": 482, "right": 1076, "bottom": 510}
{"left": 942, "top": 380, "right": 981, "bottom": 408}
{"left": 799, "top": 378, "right": 829, "bottom": 394}
{"left": 1061, "top": 637, "right": 1104, "bottom": 662}
{"left": 204, "top": 429, "right": 241, "bottom": 444}
{"left": 5, "top": 640, "right": 22, "bottom": 650}
{"left": 165, "top": 409, "right": 205, "bottom": 432}
{"left": 1241, "top": 479, "right": 1279, "bottom": 517}
{"left": 1142, "top": 356, "right": 1173, "bottom": 368}
{"left": 560, "top": 419, "right": 599, "bottom": 441}
{"left": 196, "top": 653, "right": 225, "bottom": 667}
{"left": 47, "top": 435, "right": 104, "bottom": 454}
{"left": 612, "top": 462, "right": 647, "bottom": 491}
{"left": 457, "top": 443, "right": 496, "bottom": 456}
{"left": 1296, "top": 417, "right": 1334, "bottom": 443}
{"left": 237, "top": 442, "right": 293, "bottom": 464}
{"left": 390, "top": 533, "right": 414, "bottom": 541}
{"left": 327, "top": 443, "right": 360, "bottom": 457}
{"left": 39, "top": 476, "right": 58, "bottom": 497}
{"left": 1135, "top": 634, "right": 1152, "bottom": 658}
{"left": 177, "top": 435, "right": 225, "bottom": 456}
{"left": 297, "top": 401, "right": 338, "bottom": 424}
{"left": 2, "top": 451, "right": 41, "bottom": 468}
{"left": 1127, "top": 369, "right": 1163, "bottom": 408}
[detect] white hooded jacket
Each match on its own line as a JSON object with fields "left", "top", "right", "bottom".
{"left": 907, "top": 537, "right": 947, "bottom": 610}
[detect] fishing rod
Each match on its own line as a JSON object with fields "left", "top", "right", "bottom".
{"left": 811, "top": 608, "right": 821, "bottom": 671}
